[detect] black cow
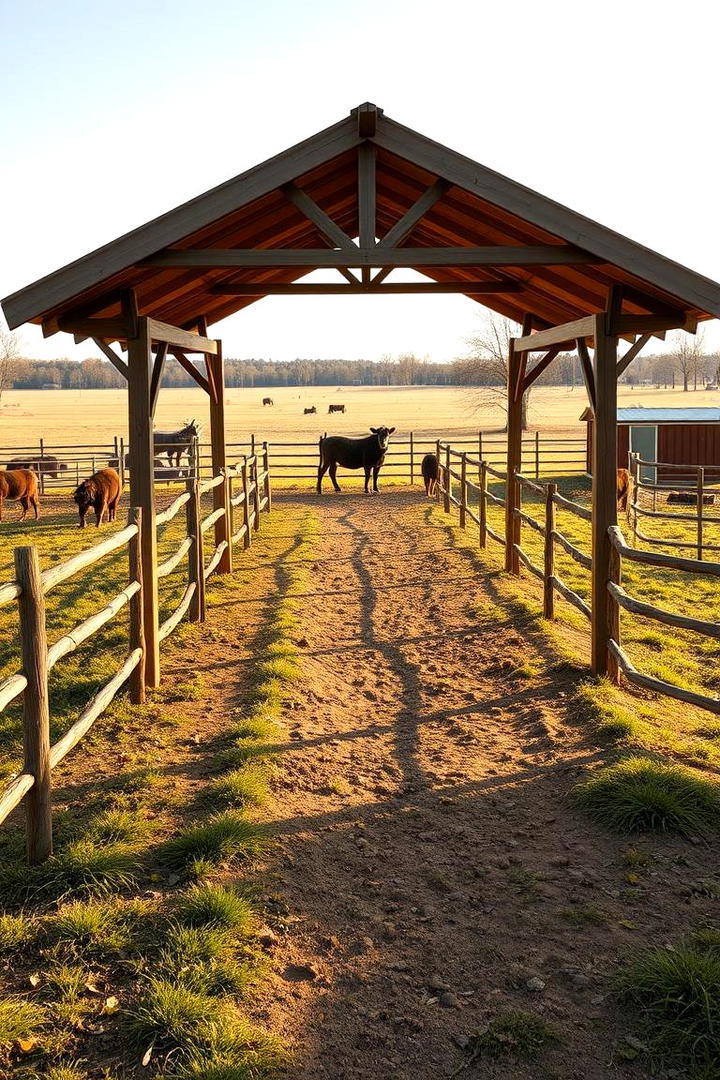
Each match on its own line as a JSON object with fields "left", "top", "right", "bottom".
{"left": 328, "top": 403, "right": 346, "bottom": 414}
{"left": 304, "top": 406, "right": 317, "bottom": 414}
{"left": 263, "top": 397, "right": 274, "bottom": 406}
{"left": 421, "top": 453, "right": 440, "bottom": 496}
{"left": 317, "top": 427, "right": 396, "bottom": 495}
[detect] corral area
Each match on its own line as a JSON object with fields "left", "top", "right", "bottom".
{"left": 1, "top": 488, "right": 720, "bottom": 1079}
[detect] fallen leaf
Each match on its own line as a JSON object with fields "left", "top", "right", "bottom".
{"left": 28, "top": 973, "right": 41, "bottom": 988}
{"left": 103, "top": 996, "right": 120, "bottom": 1014}
{"left": 17, "top": 1037, "right": 37, "bottom": 1053}
{"left": 85, "top": 981, "right": 102, "bottom": 995}
{"left": 141, "top": 1045, "right": 153, "bottom": 1067}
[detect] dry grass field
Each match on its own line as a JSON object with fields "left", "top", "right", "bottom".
{"left": 3, "top": 382, "right": 719, "bottom": 449}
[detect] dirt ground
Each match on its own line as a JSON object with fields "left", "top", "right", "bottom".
{"left": 240, "top": 489, "right": 719, "bottom": 1080}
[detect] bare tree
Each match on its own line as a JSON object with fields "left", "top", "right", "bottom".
{"left": 672, "top": 328, "right": 706, "bottom": 391}
{"left": 452, "top": 312, "right": 531, "bottom": 429}
{"left": 0, "top": 325, "right": 21, "bottom": 407}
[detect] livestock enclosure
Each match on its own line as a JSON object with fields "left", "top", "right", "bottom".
{"left": 0, "top": 451, "right": 271, "bottom": 863}
{"left": 437, "top": 441, "right": 720, "bottom": 715}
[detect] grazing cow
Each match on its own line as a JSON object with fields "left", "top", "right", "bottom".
{"left": 153, "top": 420, "right": 200, "bottom": 467}
{"left": 317, "top": 426, "right": 396, "bottom": 495}
{"left": 617, "top": 468, "right": 632, "bottom": 513}
{"left": 263, "top": 397, "right": 274, "bottom": 406}
{"left": 73, "top": 468, "right": 122, "bottom": 528}
{"left": 421, "top": 453, "right": 440, "bottom": 497}
{"left": 304, "top": 406, "right": 317, "bottom": 415}
{"left": 328, "top": 403, "right": 346, "bottom": 414}
{"left": 0, "top": 469, "right": 40, "bottom": 521}
{"left": 5, "top": 455, "right": 68, "bottom": 479}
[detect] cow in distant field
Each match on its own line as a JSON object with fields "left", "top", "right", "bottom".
{"left": 5, "top": 455, "right": 68, "bottom": 479}
{"left": 0, "top": 469, "right": 40, "bottom": 521}
{"left": 73, "top": 468, "right": 122, "bottom": 528}
{"left": 304, "top": 406, "right": 317, "bottom": 415}
{"left": 153, "top": 420, "right": 200, "bottom": 467}
{"left": 317, "top": 427, "right": 396, "bottom": 495}
{"left": 263, "top": 397, "right": 274, "bottom": 406}
{"left": 617, "top": 468, "right": 632, "bottom": 513}
{"left": 328, "top": 403, "right": 346, "bottom": 414}
{"left": 421, "top": 453, "right": 440, "bottom": 497}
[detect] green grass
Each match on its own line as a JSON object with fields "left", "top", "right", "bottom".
{"left": 616, "top": 932, "right": 720, "bottom": 1074}
{"left": 0, "top": 996, "right": 47, "bottom": 1055}
{"left": 0, "top": 911, "right": 37, "bottom": 951}
{"left": 456, "top": 1010, "right": 559, "bottom": 1068}
{"left": 163, "top": 812, "right": 267, "bottom": 871}
{"left": 572, "top": 756, "right": 720, "bottom": 836}
{"left": 86, "top": 807, "right": 158, "bottom": 845}
{"left": 204, "top": 765, "right": 270, "bottom": 810}
{"left": 175, "top": 885, "right": 256, "bottom": 933}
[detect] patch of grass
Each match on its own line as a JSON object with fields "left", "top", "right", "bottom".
{"left": 0, "top": 911, "right": 37, "bottom": 952}
{"left": 43, "top": 965, "right": 94, "bottom": 1028}
{"left": 39, "top": 1067, "right": 88, "bottom": 1080}
{"left": 153, "top": 676, "right": 206, "bottom": 703}
{"left": 164, "top": 812, "right": 267, "bottom": 871}
{"left": 175, "top": 885, "right": 256, "bottom": 933}
{"left": 572, "top": 755, "right": 720, "bottom": 837}
{"left": 559, "top": 903, "right": 607, "bottom": 926}
{"left": 571, "top": 679, "right": 637, "bottom": 742}
{"left": 457, "top": 1010, "right": 559, "bottom": 1067}
{"left": 696, "top": 721, "right": 720, "bottom": 740}
{"left": 616, "top": 934, "right": 720, "bottom": 1074}
{"left": 507, "top": 866, "right": 541, "bottom": 896}
{"left": 204, "top": 766, "right": 270, "bottom": 810}
{"left": 0, "top": 996, "right": 46, "bottom": 1055}
{"left": 49, "top": 897, "right": 139, "bottom": 955}
{"left": 86, "top": 807, "right": 158, "bottom": 845}
{"left": 0, "top": 840, "right": 139, "bottom": 904}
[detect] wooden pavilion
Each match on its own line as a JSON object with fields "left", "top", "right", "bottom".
{"left": 4, "top": 101, "right": 720, "bottom": 683}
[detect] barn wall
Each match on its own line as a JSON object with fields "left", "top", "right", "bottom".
{"left": 585, "top": 422, "right": 629, "bottom": 472}
{"left": 658, "top": 424, "right": 720, "bottom": 483}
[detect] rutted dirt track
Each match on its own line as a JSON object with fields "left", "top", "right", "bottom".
{"left": 241, "top": 488, "right": 714, "bottom": 1080}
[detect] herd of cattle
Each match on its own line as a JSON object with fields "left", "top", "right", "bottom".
{"left": 262, "top": 397, "right": 345, "bottom": 415}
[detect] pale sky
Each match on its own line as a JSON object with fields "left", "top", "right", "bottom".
{"left": 2, "top": 0, "right": 719, "bottom": 362}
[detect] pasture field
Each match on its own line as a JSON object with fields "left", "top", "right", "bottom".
{"left": 3, "top": 381, "right": 719, "bottom": 448}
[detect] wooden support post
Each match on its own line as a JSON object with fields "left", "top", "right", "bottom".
{"left": 127, "top": 507, "right": 145, "bottom": 704}
{"left": 544, "top": 483, "right": 556, "bottom": 619}
{"left": 119, "top": 436, "right": 126, "bottom": 489}
{"left": 252, "top": 454, "right": 261, "bottom": 531}
{"left": 630, "top": 452, "right": 638, "bottom": 543}
{"left": 409, "top": 431, "right": 415, "bottom": 485}
{"left": 15, "top": 546, "right": 52, "bottom": 865}
{"left": 591, "top": 313, "right": 618, "bottom": 676}
{"left": 608, "top": 536, "right": 622, "bottom": 685}
{"left": 127, "top": 317, "right": 159, "bottom": 688}
{"left": 479, "top": 461, "right": 487, "bottom": 548}
{"left": 505, "top": 337, "right": 523, "bottom": 573}
{"left": 444, "top": 444, "right": 451, "bottom": 514}
{"left": 263, "top": 441, "right": 272, "bottom": 512}
{"left": 186, "top": 475, "right": 205, "bottom": 621}
{"left": 535, "top": 430, "right": 540, "bottom": 479}
{"left": 435, "top": 439, "right": 441, "bottom": 502}
{"left": 697, "top": 466, "right": 704, "bottom": 561}
{"left": 38, "top": 438, "right": 45, "bottom": 495}
{"left": 241, "top": 459, "right": 252, "bottom": 548}
{"left": 478, "top": 430, "right": 483, "bottom": 466}
{"left": 460, "top": 453, "right": 467, "bottom": 528}
{"left": 207, "top": 341, "right": 232, "bottom": 574}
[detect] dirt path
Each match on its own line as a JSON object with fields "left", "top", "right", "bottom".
{"left": 247, "top": 489, "right": 719, "bottom": 1080}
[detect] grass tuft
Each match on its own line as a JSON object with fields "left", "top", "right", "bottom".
{"left": 0, "top": 996, "right": 46, "bottom": 1054}
{"left": 616, "top": 933, "right": 720, "bottom": 1073}
{"left": 86, "top": 807, "right": 157, "bottom": 845}
{"left": 458, "top": 1010, "right": 559, "bottom": 1064}
{"left": 571, "top": 756, "right": 720, "bottom": 836}
{"left": 175, "top": 885, "right": 256, "bottom": 933}
{"left": 164, "top": 812, "right": 267, "bottom": 871}
{"left": 0, "top": 911, "right": 37, "bottom": 952}
{"left": 204, "top": 766, "right": 270, "bottom": 810}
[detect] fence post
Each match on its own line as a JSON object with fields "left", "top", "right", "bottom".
{"left": 15, "top": 546, "right": 53, "bottom": 865}
{"left": 544, "top": 482, "right": 556, "bottom": 619}
{"left": 263, "top": 441, "right": 272, "bottom": 513}
{"left": 697, "top": 466, "right": 704, "bottom": 561}
{"left": 251, "top": 433, "right": 256, "bottom": 458}
{"left": 241, "top": 459, "right": 252, "bottom": 548}
{"left": 629, "top": 452, "right": 638, "bottom": 543}
{"left": 119, "top": 436, "right": 126, "bottom": 490}
{"left": 114, "top": 435, "right": 119, "bottom": 463}
{"left": 435, "top": 439, "right": 441, "bottom": 502}
{"left": 187, "top": 474, "right": 206, "bottom": 622}
{"left": 478, "top": 430, "right": 483, "bottom": 467}
{"left": 608, "top": 537, "right": 622, "bottom": 685}
{"left": 127, "top": 507, "right": 146, "bottom": 704}
{"left": 459, "top": 453, "right": 467, "bottom": 528}
{"left": 38, "top": 438, "right": 46, "bottom": 494}
{"left": 444, "top": 444, "right": 451, "bottom": 514}
{"left": 535, "top": 431, "right": 540, "bottom": 480}
{"left": 409, "top": 432, "right": 415, "bottom": 485}
{"left": 479, "top": 461, "right": 487, "bottom": 548}
{"left": 252, "top": 454, "right": 261, "bottom": 531}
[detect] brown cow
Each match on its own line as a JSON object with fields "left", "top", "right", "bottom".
{"left": 421, "top": 453, "right": 440, "bottom": 496}
{"left": 5, "top": 455, "right": 68, "bottom": 479}
{"left": 0, "top": 470, "right": 40, "bottom": 521}
{"left": 73, "top": 468, "right": 122, "bottom": 528}
{"left": 617, "top": 468, "right": 632, "bottom": 513}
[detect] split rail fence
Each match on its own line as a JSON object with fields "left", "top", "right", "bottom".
{"left": 0, "top": 449, "right": 271, "bottom": 864}
{"left": 437, "top": 441, "right": 720, "bottom": 717}
{"left": 629, "top": 452, "right": 720, "bottom": 559}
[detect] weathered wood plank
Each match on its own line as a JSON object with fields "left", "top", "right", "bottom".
{"left": 143, "top": 245, "right": 605, "bottom": 268}
{"left": 282, "top": 181, "right": 357, "bottom": 252}
{"left": 92, "top": 338, "right": 129, "bottom": 379}
{"left": 146, "top": 318, "right": 217, "bottom": 353}
{"left": 515, "top": 316, "right": 595, "bottom": 352}
{"left": 210, "top": 281, "right": 524, "bottom": 296}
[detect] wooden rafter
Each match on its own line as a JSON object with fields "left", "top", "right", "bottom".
{"left": 616, "top": 333, "right": 653, "bottom": 378}
{"left": 169, "top": 349, "right": 211, "bottom": 395}
{"left": 150, "top": 342, "right": 169, "bottom": 417}
{"left": 515, "top": 316, "right": 595, "bottom": 353}
{"left": 282, "top": 182, "right": 357, "bottom": 252}
{"left": 146, "top": 318, "right": 217, "bottom": 354}
{"left": 378, "top": 178, "right": 450, "bottom": 249}
{"left": 577, "top": 339, "right": 596, "bottom": 412}
{"left": 521, "top": 345, "right": 563, "bottom": 395}
{"left": 141, "top": 245, "right": 605, "bottom": 268}
{"left": 209, "top": 281, "right": 524, "bottom": 296}
{"left": 92, "top": 337, "right": 129, "bottom": 379}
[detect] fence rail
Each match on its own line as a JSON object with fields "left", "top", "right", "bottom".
{"left": 436, "top": 441, "right": 720, "bottom": 717}
{"left": 629, "top": 453, "right": 720, "bottom": 559}
{"left": 0, "top": 445, "right": 272, "bottom": 863}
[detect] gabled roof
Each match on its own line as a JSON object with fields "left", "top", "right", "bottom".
{"left": 3, "top": 102, "right": 720, "bottom": 335}
{"left": 580, "top": 407, "right": 720, "bottom": 423}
